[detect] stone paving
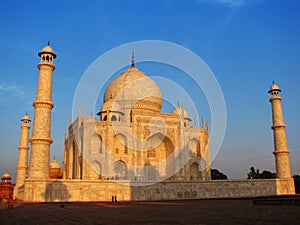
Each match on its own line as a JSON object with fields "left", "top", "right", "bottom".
{"left": 1, "top": 199, "right": 300, "bottom": 225}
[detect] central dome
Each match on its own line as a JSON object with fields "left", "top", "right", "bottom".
{"left": 103, "top": 66, "right": 162, "bottom": 112}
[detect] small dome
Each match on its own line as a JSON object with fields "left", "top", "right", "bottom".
{"left": 100, "top": 99, "right": 122, "bottom": 113}
{"left": 41, "top": 45, "right": 54, "bottom": 53}
{"left": 38, "top": 43, "right": 57, "bottom": 58}
{"left": 172, "top": 106, "right": 191, "bottom": 120}
{"left": 1, "top": 172, "right": 11, "bottom": 180}
{"left": 268, "top": 83, "right": 281, "bottom": 93}
{"left": 21, "top": 114, "right": 31, "bottom": 122}
{"left": 50, "top": 158, "right": 61, "bottom": 169}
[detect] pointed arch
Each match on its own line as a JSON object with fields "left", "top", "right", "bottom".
{"left": 189, "top": 138, "right": 201, "bottom": 156}
{"left": 72, "top": 140, "right": 76, "bottom": 179}
{"left": 185, "top": 191, "right": 190, "bottom": 198}
{"left": 177, "top": 191, "right": 183, "bottom": 198}
{"left": 89, "top": 160, "right": 102, "bottom": 179}
{"left": 113, "top": 133, "right": 128, "bottom": 154}
{"left": 142, "top": 162, "right": 158, "bottom": 181}
{"left": 89, "top": 133, "right": 102, "bottom": 154}
{"left": 113, "top": 160, "right": 127, "bottom": 179}
{"left": 145, "top": 133, "right": 174, "bottom": 159}
{"left": 190, "top": 162, "right": 201, "bottom": 180}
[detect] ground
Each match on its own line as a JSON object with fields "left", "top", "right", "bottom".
{"left": 1, "top": 199, "right": 300, "bottom": 225}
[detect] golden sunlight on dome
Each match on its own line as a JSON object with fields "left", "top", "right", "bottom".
{"left": 269, "top": 83, "right": 281, "bottom": 92}
{"left": 38, "top": 42, "right": 57, "bottom": 58}
{"left": 21, "top": 114, "right": 31, "bottom": 122}
{"left": 41, "top": 45, "right": 54, "bottom": 53}
{"left": 172, "top": 105, "right": 190, "bottom": 120}
{"left": 103, "top": 65, "right": 162, "bottom": 112}
{"left": 1, "top": 172, "right": 11, "bottom": 180}
{"left": 100, "top": 99, "right": 122, "bottom": 113}
{"left": 49, "top": 158, "right": 61, "bottom": 169}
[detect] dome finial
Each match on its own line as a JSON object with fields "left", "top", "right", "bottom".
{"left": 47, "top": 40, "right": 50, "bottom": 46}
{"left": 272, "top": 80, "right": 275, "bottom": 84}
{"left": 131, "top": 52, "right": 135, "bottom": 67}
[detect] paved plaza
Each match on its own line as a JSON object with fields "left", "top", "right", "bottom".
{"left": 1, "top": 199, "right": 300, "bottom": 225}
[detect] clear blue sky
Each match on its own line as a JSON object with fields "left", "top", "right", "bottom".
{"left": 0, "top": 0, "right": 299, "bottom": 180}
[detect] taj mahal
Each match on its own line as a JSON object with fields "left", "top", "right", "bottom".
{"left": 65, "top": 54, "right": 211, "bottom": 183}
{"left": 13, "top": 44, "right": 295, "bottom": 202}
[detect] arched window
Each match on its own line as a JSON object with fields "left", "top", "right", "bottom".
{"left": 111, "top": 115, "right": 117, "bottom": 121}
{"left": 72, "top": 141, "right": 76, "bottom": 179}
{"left": 114, "top": 160, "right": 127, "bottom": 179}
{"left": 192, "top": 191, "right": 197, "bottom": 197}
{"left": 146, "top": 133, "right": 174, "bottom": 158}
{"left": 130, "top": 110, "right": 132, "bottom": 123}
{"left": 103, "top": 115, "right": 107, "bottom": 121}
{"left": 177, "top": 191, "right": 183, "bottom": 198}
{"left": 190, "top": 162, "right": 201, "bottom": 180}
{"left": 144, "top": 163, "right": 156, "bottom": 180}
{"left": 185, "top": 191, "right": 190, "bottom": 198}
{"left": 89, "top": 134, "right": 102, "bottom": 154}
{"left": 189, "top": 138, "right": 201, "bottom": 156}
{"left": 113, "top": 134, "right": 127, "bottom": 154}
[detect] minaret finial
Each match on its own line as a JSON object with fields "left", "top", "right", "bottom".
{"left": 131, "top": 52, "right": 135, "bottom": 67}
{"left": 47, "top": 41, "right": 50, "bottom": 46}
{"left": 272, "top": 80, "right": 275, "bottom": 84}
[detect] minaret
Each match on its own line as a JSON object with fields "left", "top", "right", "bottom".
{"left": 15, "top": 114, "right": 31, "bottom": 189}
{"left": 268, "top": 82, "right": 291, "bottom": 178}
{"left": 29, "top": 43, "right": 56, "bottom": 179}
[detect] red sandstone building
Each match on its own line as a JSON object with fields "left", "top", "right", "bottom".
{"left": 0, "top": 173, "right": 14, "bottom": 199}
{"left": 49, "top": 157, "right": 63, "bottom": 179}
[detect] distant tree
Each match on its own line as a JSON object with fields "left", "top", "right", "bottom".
{"left": 247, "top": 166, "right": 259, "bottom": 179}
{"left": 247, "top": 166, "right": 276, "bottom": 179}
{"left": 259, "top": 170, "right": 276, "bottom": 179}
{"left": 211, "top": 169, "right": 228, "bottom": 180}
{"left": 292, "top": 175, "right": 300, "bottom": 193}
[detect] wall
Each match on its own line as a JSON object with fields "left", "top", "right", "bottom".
{"left": 19, "top": 178, "right": 295, "bottom": 202}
